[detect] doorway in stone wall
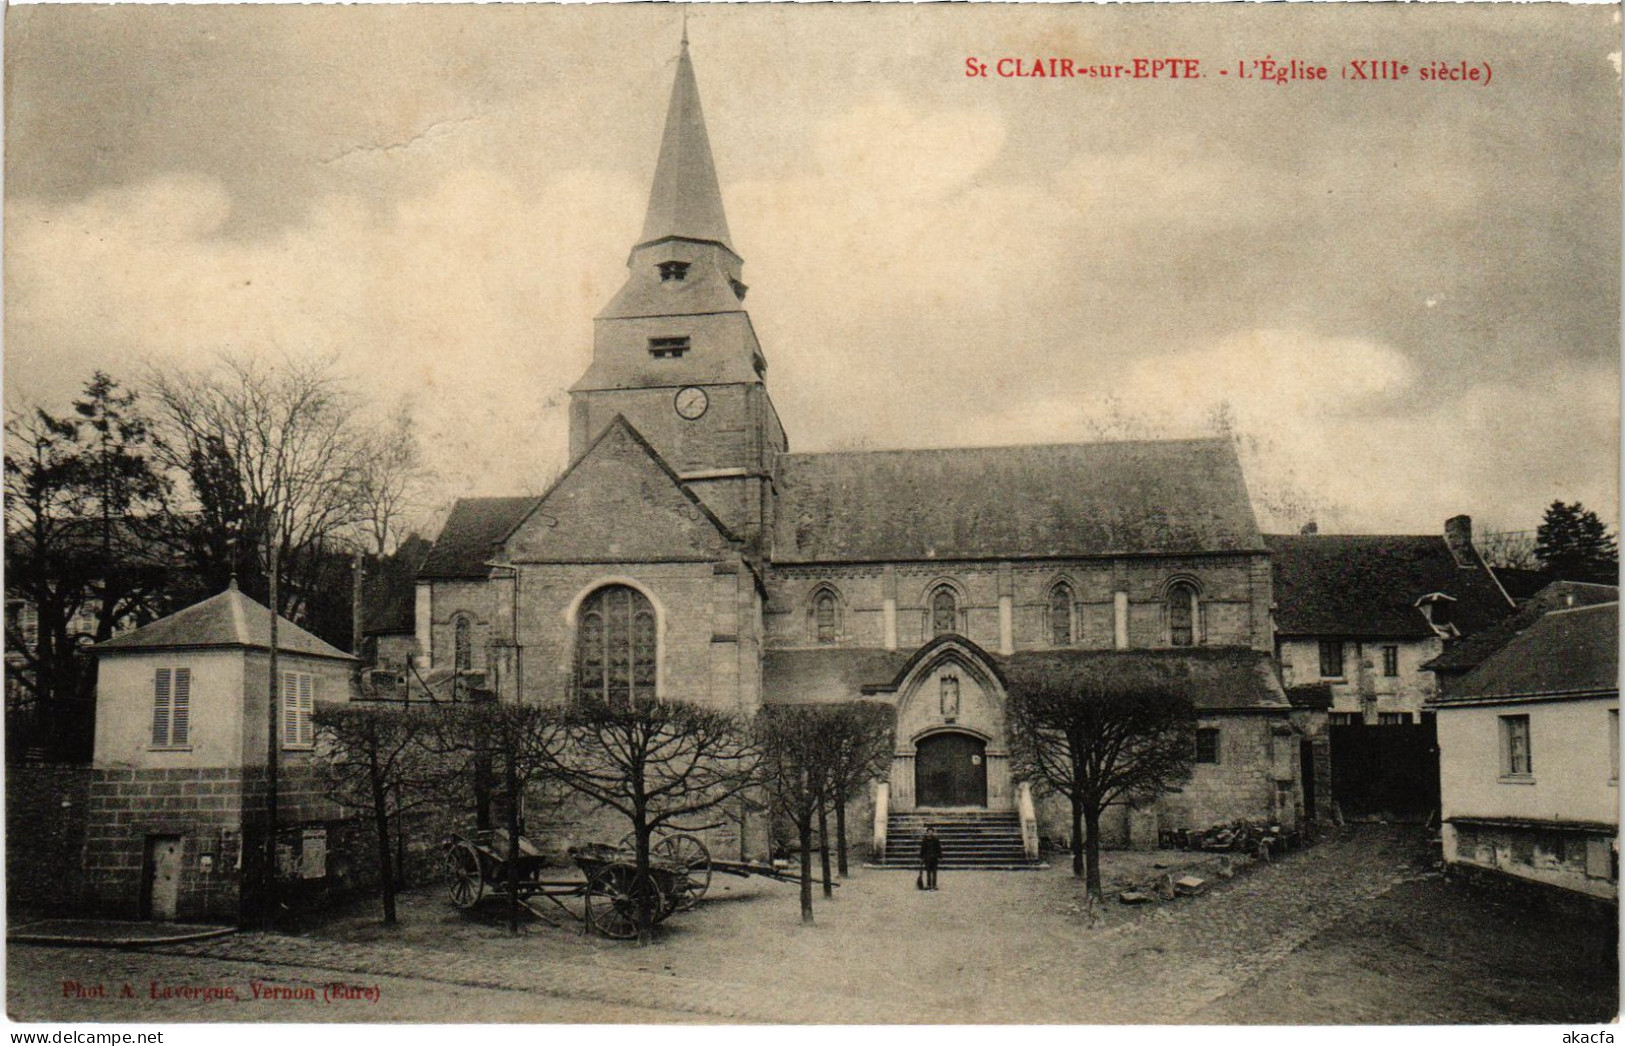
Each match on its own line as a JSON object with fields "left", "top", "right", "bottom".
{"left": 143, "top": 835, "right": 182, "bottom": 920}
{"left": 915, "top": 732, "right": 987, "bottom": 807}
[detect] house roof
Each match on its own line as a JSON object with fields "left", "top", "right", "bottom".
{"left": 761, "top": 649, "right": 914, "bottom": 705}
{"left": 419, "top": 497, "right": 541, "bottom": 579}
{"left": 1424, "top": 580, "right": 1619, "bottom": 675}
{"left": 1001, "top": 648, "right": 1291, "bottom": 712}
{"left": 1429, "top": 602, "right": 1617, "bottom": 705}
{"left": 94, "top": 582, "right": 356, "bottom": 661}
{"left": 1265, "top": 533, "right": 1513, "bottom": 638}
{"left": 763, "top": 645, "right": 1288, "bottom": 712}
{"left": 772, "top": 438, "right": 1264, "bottom": 564}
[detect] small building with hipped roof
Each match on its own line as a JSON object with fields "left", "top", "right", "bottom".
{"left": 85, "top": 581, "right": 357, "bottom": 922}
{"left": 1429, "top": 601, "right": 1618, "bottom": 906}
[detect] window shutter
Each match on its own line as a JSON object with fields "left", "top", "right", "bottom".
{"left": 299, "top": 673, "right": 314, "bottom": 747}
{"left": 152, "top": 668, "right": 172, "bottom": 746}
{"left": 171, "top": 668, "right": 191, "bottom": 746}
{"left": 281, "top": 671, "right": 299, "bottom": 746}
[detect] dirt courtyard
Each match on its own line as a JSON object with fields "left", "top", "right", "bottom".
{"left": 10, "top": 826, "right": 1619, "bottom": 1024}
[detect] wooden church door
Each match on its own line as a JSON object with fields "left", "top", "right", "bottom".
{"left": 915, "top": 733, "right": 988, "bottom": 807}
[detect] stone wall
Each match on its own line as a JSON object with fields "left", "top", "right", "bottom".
{"left": 1158, "top": 714, "right": 1300, "bottom": 830}
{"left": 81, "top": 765, "right": 348, "bottom": 923}
{"left": 765, "top": 554, "right": 1271, "bottom": 655}
{"left": 6, "top": 763, "right": 93, "bottom": 915}
{"left": 1444, "top": 821, "right": 1617, "bottom": 903}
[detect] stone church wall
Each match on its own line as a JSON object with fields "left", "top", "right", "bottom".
{"left": 505, "top": 560, "right": 762, "bottom": 712}
{"left": 425, "top": 578, "right": 501, "bottom": 673}
{"left": 765, "top": 553, "right": 1269, "bottom": 654}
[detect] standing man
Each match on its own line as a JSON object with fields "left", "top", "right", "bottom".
{"left": 920, "top": 826, "right": 942, "bottom": 891}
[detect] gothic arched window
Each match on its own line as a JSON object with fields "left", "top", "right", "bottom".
{"left": 814, "top": 590, "right": 838, "bottom": 645}
{"left": 1168, "top": 581, "right": 1199, "bottom": 647}
{"left": 453, "top": 615, "right": 473, "bottom": 672}
{"left": 1049, "top": 583, "right": 1074, "bottom": 647}
{"left": 930, "top": 587, "right": 959, "bottom": 638}
{"left": 576, "top": 585, "right": 658, "bottom": 706}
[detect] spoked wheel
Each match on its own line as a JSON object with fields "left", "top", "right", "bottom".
{"left": 585, "top": 865, "right": 667, "bottom": 940}
{"left": 652, "top": 833, "right": 711, "bottom": 910}
{"left": 446, "top": 843, "right": 484, "bottom": 910}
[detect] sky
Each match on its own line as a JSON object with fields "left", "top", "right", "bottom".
{"left": 5, "top": 3, "right": 1620, "bottom": 539}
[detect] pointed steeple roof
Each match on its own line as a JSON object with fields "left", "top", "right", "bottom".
{"left": 638, "top": 37, "right": 733, "bottom": 252}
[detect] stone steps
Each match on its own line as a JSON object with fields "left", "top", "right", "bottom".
{"left": 881, "top": 810, "right": 1039, "bottom": 869}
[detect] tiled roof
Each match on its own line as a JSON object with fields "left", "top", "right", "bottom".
{"left": 1429, "top": 603, "right": 1617, "bottom": 705}
{"left": 1002, "top": 648, "right": 1291, "bottom": 712}
{"left": 94, "top": 583, "right": 355, "bottom": 661}
{"left": 1266, "top": 534, "right": 1513, "bottom": 638}
{"left": 763, "top": 645, "right": 1288, "bottom": 712}
{"left": 1424, "top": 580, "right": 1619, "bottom": 674}
{"left": 773, "top": 438, "right": 1264, "bottom": 564}
{"left": 419, "top": 497, "right": 541, "bottom": 579}
{"left": 761, "top": 649, "right": 914, "bottom": 705}
{"left": 1286, "top": 683, "right": 1335, "bottom": 710}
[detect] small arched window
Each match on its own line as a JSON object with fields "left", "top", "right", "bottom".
{"left": 1049, "top": 583, "right": 1074, "bottom": 647}
{"left": 931, "top": 587, "right": 959, "bottom": 638}
{"left": 1168, "top": 581, "right": 1199, "bottom": 647}
{"left": 576, "top": 585, "right": 658, "bottom": 706}
{"left": 814, "top": 590, "right": 838, "bottom": 645}
{"left": 453, "top": 616, "right": 473, "bottom": 672}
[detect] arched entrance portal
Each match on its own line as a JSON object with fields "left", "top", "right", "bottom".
{"left": 915, "top": 732, "right": 988, "bottom": 808}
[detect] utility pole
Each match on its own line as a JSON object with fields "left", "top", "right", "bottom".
{"left": 263, "top": 518, "right": 280, "bottom": 930}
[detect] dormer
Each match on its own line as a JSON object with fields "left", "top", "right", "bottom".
{"left": 1415, "top": 592, "right": 1460, "bottom": 637}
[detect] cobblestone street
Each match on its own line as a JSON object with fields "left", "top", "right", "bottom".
{"left": 9, "top": 826, "right": 1617, "bottom": 1024}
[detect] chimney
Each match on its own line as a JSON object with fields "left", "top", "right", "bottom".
{"left": 1444, "top": 515, "right": 1474, "bottom": 567}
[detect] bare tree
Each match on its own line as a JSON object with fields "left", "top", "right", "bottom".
{"left": 756, "top": 705, "right": 839, "bottom": 923}
{"left": 1005, "top": 652, "right": 1197, "bottom": 901}
{"left": 313, "top": 701, "right": 453, "bottom": 925}
{"left": 352, "top": 399, "right": 432, "bottom": 557}
{"left": 536, "top": 696, "right": 757, "bottom": 942}
{"left": 1477, "top": 528, "right": 1540, "bottom": 571}
{"left": 821, "top": 701, "right": 895, "bottom": 876}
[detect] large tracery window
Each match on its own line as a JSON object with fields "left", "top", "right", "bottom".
{"left": 576, "top": 585, "right": 658, "bottom": 706}
{"left": 930, "top": 587, "right": 959, "bottom": 638}
{"left": 1168, "top": 581, "right": 1199, "bottom": 647}
{"left": 1049, "top": 583, "right": 1074, "bottom": 646}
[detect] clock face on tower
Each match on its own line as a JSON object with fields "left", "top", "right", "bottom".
{"left": 674, "top": 386, "right": 709, "bottom": 420}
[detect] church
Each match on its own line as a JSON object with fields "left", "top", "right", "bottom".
{"left": 411, "top": 38, "right": 1305, "bottom": 859}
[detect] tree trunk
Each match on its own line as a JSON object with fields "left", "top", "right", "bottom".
{"left": 369, "top": 746, "right": 397, "bottom": 926}
{"left": 817, "top": 792, "right": 834, "bottom": 898}
{"left": 634, "top": 807, "right": 653, "bottom": 948}
{"left": 505, "top": 753, "right": 521, "bottom": 935}
{"left": 834, "top": 791, "right": 849, "bottom": 877}
{"left": 1070, "top": 794, "right": 1085, "bottom": 878}
{"left": 1082, "top": 804, "right": 1104, "bottom": 902}
{"left": 798, "top": 817, "right": 815, "bottom": 924}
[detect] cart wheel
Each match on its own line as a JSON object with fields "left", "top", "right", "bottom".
{"left": 446, "top": 843, "right": 484, "bottom": 910}
{"left": 653, "top": 833, "right": 711, "bottom": 910}
{"left": 585, "top": 865, "right": 666, "bottom": 940}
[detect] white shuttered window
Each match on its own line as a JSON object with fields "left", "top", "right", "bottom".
{"left": 151, "top": 667, "right": 191, "bottom": 747}
{"left": 281, "top": 670, "right": 315, "bottom": 749}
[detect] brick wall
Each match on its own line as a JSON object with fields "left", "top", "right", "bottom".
{"left": 6, "top": 764, "right": 93, "bottom": 916}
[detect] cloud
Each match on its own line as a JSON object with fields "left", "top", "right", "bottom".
{"left": 6, "top": 166, "right": 646, "bottom": 502}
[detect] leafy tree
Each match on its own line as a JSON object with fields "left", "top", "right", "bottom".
{"left": 536, "top": 696, "right": 757, "bottom": 942}
{"left": 1005, "top": 652, "right": 1197, "bottom": 901}
{"left": 756, "top": 705, "right": 839, "bottom": 923}
{"left": 313, "top": 701, "right": 453, "bottom": 925}
{"left": 1535, "top": 501, "right": 1618, "bottom": 582}
{"left": 3, "top": 374, "right": 173, "bottom": 759}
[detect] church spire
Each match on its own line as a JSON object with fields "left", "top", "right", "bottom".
{"left": 638, "top": 33, "right": 733, "bottom": 253}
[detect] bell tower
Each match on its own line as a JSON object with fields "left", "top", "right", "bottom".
{"left": 569, "top": 34, "right": 786, "bottom": 550}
